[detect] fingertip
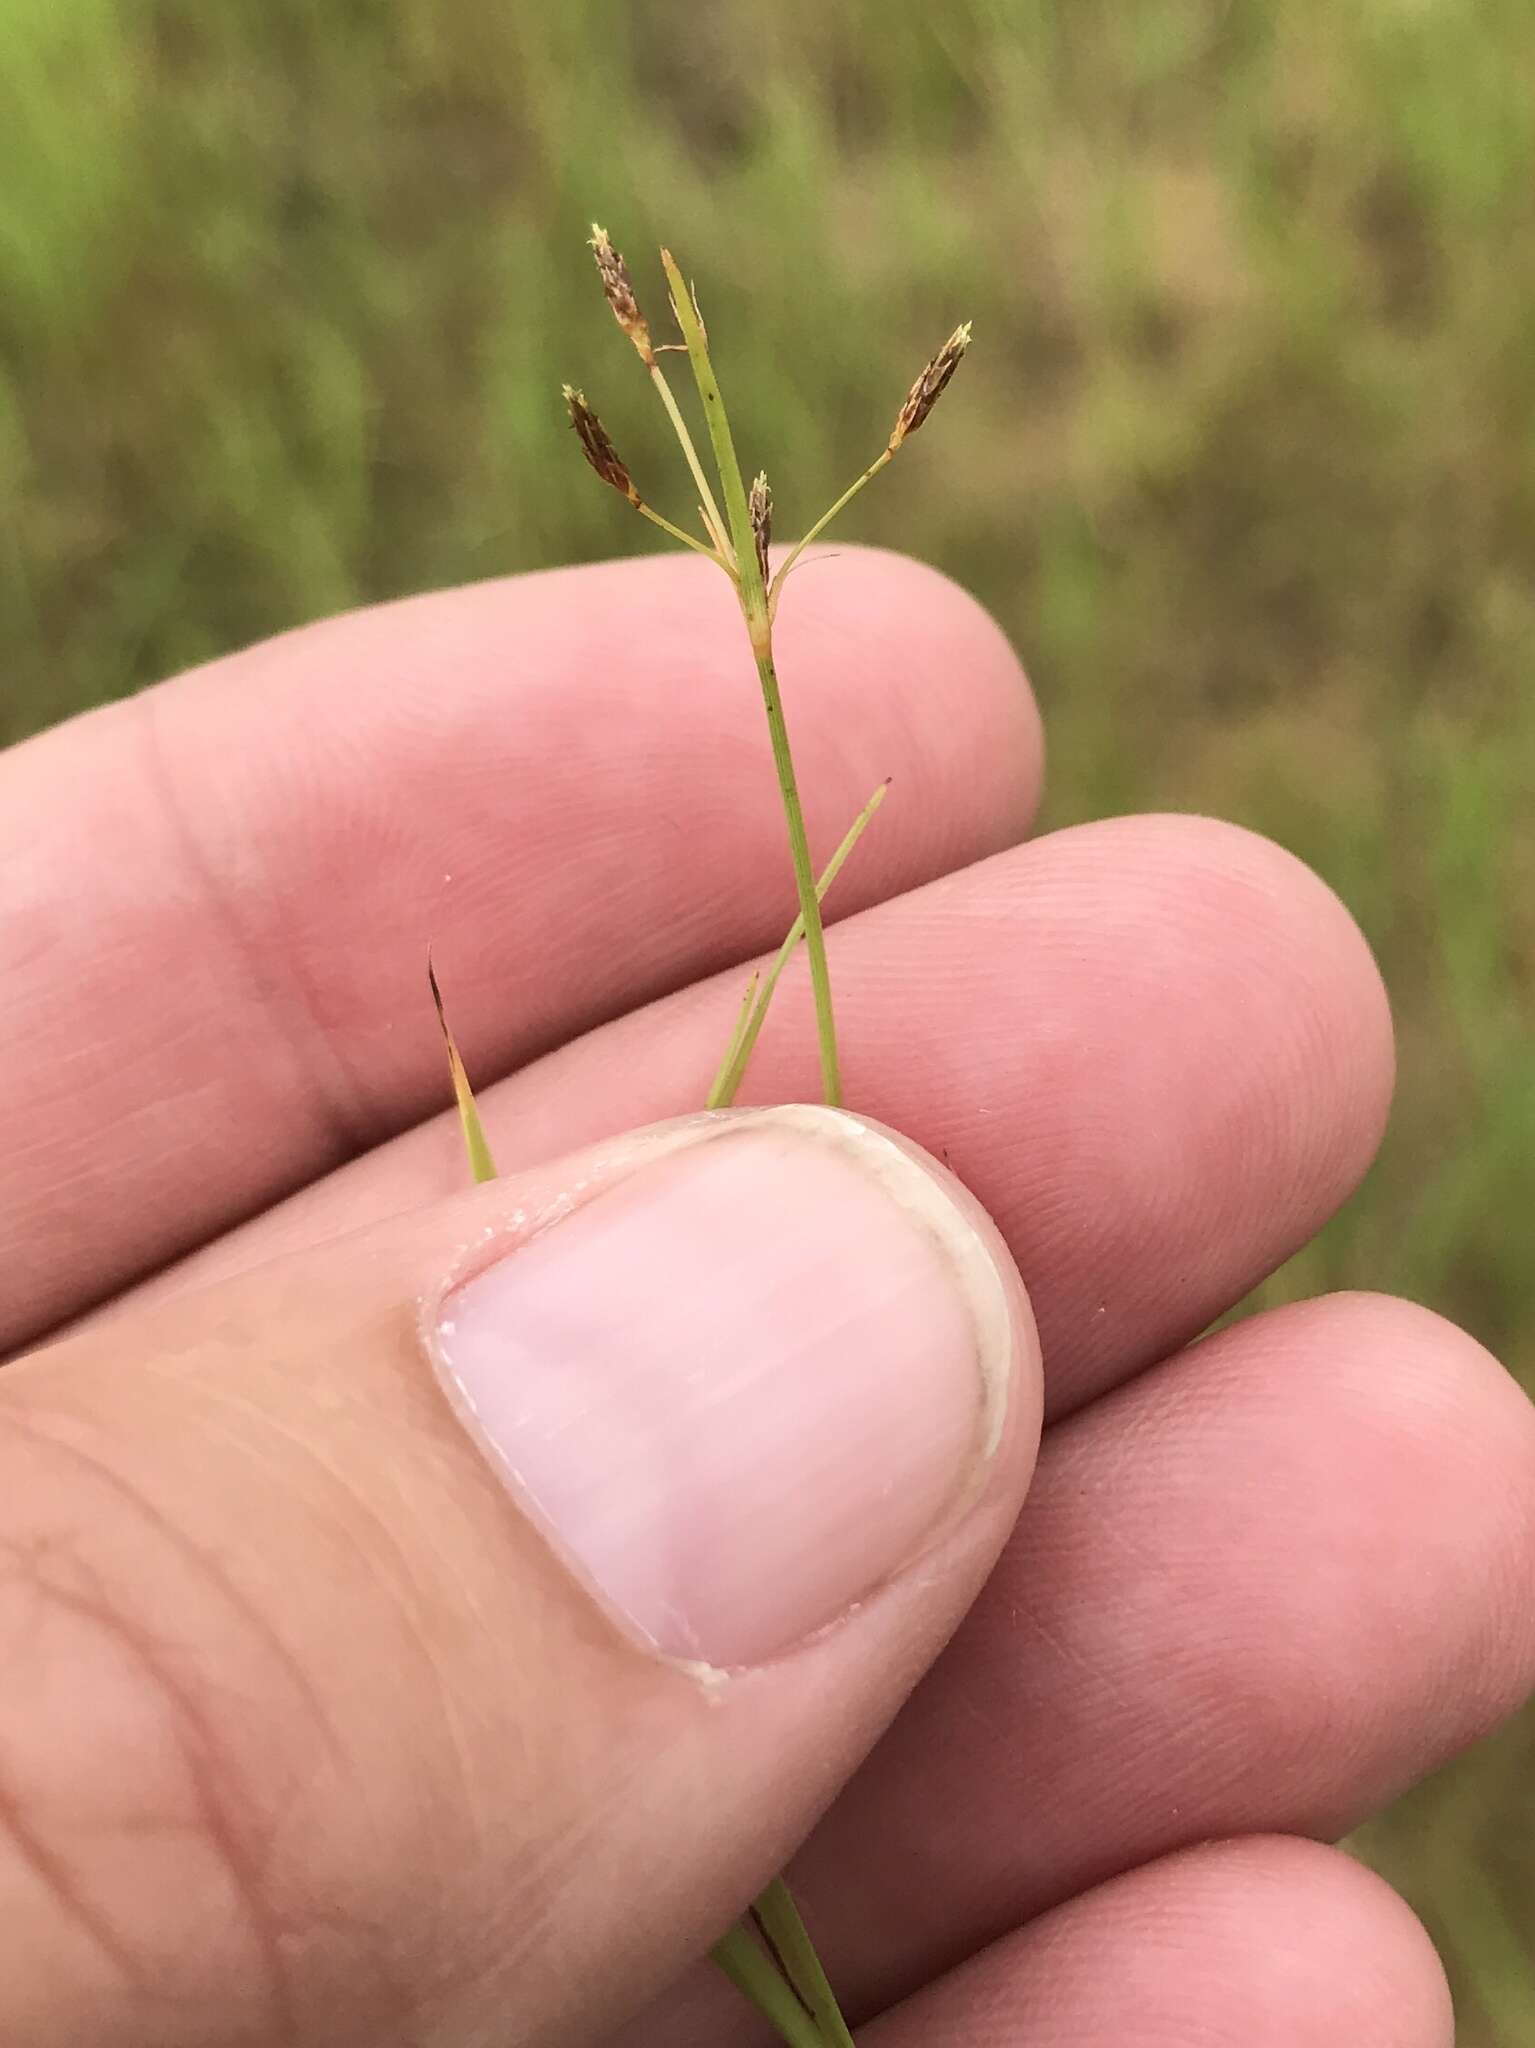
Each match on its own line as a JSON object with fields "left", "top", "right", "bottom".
{"left": 1136, "top": 1837, "right": 1455, "bottom": 2048}
{"left": 1051, "top": 809, "right": 1396, "bottom": 1226}
{"left": 1187, "top": 814, "right": 1395, "bottom": 1117}
{"left": 843, "top": 1836, "right": 1454, "bottom": 2048}
{"left": 1325, "top": 1293, "right": 1535, "bottom": 1737}
{"left": 1086, "top": 810, "right": 1393, "bottom": 1080}
{"left": 773, "top": 545, "right": 1045, "bottom": 860}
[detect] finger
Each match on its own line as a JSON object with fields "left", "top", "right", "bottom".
{"left": 142, "top": 815, "right": 1394, "bottom": 1415}
{"left": 863, "top": 1838, "right": 1451, "bottom": 2048}
{"left": 0, "top": 1108, "right": 1041, "bottom": 2048}
{"left": 632, "top": 1290, "right": 1535, "bottom": 2043}
{"left": 0, "top": 547, "right": 1040, "bottom": 1351}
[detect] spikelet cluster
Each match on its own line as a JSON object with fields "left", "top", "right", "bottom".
{"left": 563, "top": 228, "right": 973, "bottom": 586}
{"left": 748, "top": 471, "right": 772, "bottom": 590}
{"left": 589, "top": 225, "right": 655, "bottom": 366}
{"left": 562, "top": 385, "right": 640, "bottom": 505}
{"left": 889, "top": 322, "right": 973, "bottom": 452}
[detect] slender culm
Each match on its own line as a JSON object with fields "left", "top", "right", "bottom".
{"left": 553, "top": 234, "right": 976, "bottom": 2048}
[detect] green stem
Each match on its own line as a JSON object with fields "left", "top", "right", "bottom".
{"left": 649, "top": 362, "right": 734, "bottom": 567}
{"left": 660, "top": 247, "right": 843, "bottom": 1106}
{"left": 753, "top": 1879, "right": 859, "bottom": 2048}
{"left": 710, "top": 1924, "right": 826, "bottom": 2048}
{"left": 709, "top": 782, "right": 887, "bottom": 1111}
{"left": 707, "top": 968, "right": 762, "bottom": 1108}
{"left": 749, "top": 642, "right": 842, "bottom": 1104}
{"left": 769, "top": 447, "right": 893, "bottom": 615}
{"left": 634, "top": 498, "right": 726, "bottom": 562}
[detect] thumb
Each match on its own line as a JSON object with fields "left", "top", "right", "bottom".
{"left": 2, "top": 1105, "right": 1041, "bottom": 2048}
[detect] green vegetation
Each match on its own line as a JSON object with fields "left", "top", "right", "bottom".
{"left": 3, "top": 0, "right": 1530, "bottom": 2034}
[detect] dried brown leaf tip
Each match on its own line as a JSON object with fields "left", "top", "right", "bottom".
{"left": 749, "top": 470, "right": 772, "bottom": 589}
{"left": 563, "top": 384, "right": 641, "bottom": 505}
{"left": 589, "top": 223, "right": 655, "bottom": 365}
{"left": 889, "top": 321, "right": 973, "bottom": 453}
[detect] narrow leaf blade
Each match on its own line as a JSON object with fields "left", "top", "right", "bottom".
{"left": 428, "top": 957, "right": 499, "bottom": 1185}
{"left": 708, "top": 780, "right": 888, "bottom": 1110}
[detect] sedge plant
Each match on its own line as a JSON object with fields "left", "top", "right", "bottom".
{"left": 429, "top": 227, "right": 971, "bottom": 2048}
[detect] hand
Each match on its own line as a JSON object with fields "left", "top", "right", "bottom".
{"left": 3, "top": 550, "right": 1530, "bottom": 2047}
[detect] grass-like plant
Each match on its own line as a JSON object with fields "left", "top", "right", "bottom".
{"left": 431, "top": 226, "right": 971, "bottom": 2046}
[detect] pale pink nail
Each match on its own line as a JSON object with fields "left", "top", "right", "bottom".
{"left": 433, "top": 1107, "right": 1015, "bottom": 1668}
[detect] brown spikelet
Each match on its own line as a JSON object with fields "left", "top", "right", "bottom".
{"left": 589, "top": 224, "right": 654, "bottom": 365}
{"left": 888, "top": 321, "right": 973, "bottom": 452}
{"left": 563, "top": 385, "right": 641, "bottom": 505}
{"left": 749, "top": 470, "right": 772, "bottom": 589}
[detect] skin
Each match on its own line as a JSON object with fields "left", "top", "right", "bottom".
{"left": 2, "top": 546, "right": 1532, "bottom": 2046}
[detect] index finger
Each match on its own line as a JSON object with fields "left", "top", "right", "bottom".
{"left": 0, "top": 548, "right": 1040, "bottom": 1351}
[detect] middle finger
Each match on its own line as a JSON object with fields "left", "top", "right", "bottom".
{"left": 135, "top": 811, "right": 1392, "bottom": 1415}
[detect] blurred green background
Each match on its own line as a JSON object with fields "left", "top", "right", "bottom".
{"left": 3, "top": 0, "right": 1531, "bottom": 2034}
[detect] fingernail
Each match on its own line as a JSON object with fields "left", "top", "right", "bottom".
{"left": 432, "top": 1107, "right": 1018, "bottom": 1668}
